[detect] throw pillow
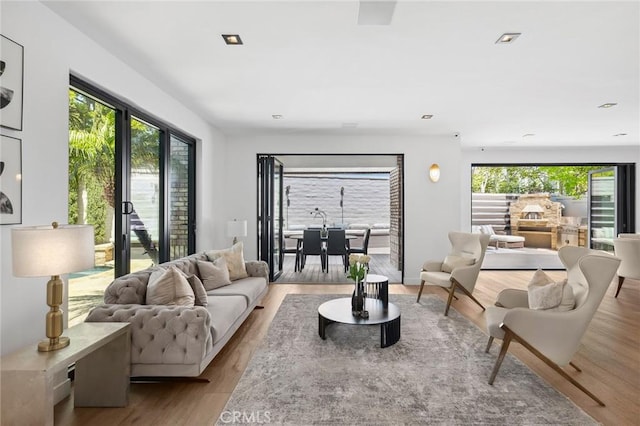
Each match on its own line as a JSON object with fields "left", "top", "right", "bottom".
{"left": 550, "top": 281, "right": 576, "bottom": 312}
{"left": 186, "top": 274, "right": 208, "bottom": 306}
{"left": 527, "top": 269, "right": 575, "bottom": 311}
{"left": 146, "top": 266, "right": 195, "bottom": 306}
{"left": 197, "top": 257, "right": 232, "bottom": 290}
{"left": 206, "top": 242, "right": 248, "bottom": 281}
{"left": 442, "top": 255, "right": 475, "bottom": 273}
{"left": 480, "top": 225, "right": 496, "bottom": 235}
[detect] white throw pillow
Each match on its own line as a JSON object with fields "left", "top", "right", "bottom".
{"left": 206, "top": 242, "right": 248, "bottom": 281}
{"left": 480, "top": 225, "right": 496, "bottom": 235}
{"left": 527, "top": 269, "right": 575, "bottom": 311}
{"left": 197, "top": 257, "right": 232, "bottom": 290}
{"left": 146, "top": 266, "right": 195, "bottom": 306}
{"left": 442, "top": 255, "right": 475, "bottom": 273}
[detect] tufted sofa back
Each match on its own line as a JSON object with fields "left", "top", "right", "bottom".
{"left": 104, "top": 252, "right": 208, "bottom": 304}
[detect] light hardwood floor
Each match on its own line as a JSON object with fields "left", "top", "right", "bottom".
{"left": 55, "top": 272, "right": 639, "bottom": 425}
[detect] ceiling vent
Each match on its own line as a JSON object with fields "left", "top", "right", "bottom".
{"left": 358, "top": 1, "right": 397, "bottom": 25}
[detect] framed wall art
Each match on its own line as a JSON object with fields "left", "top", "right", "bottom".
{"left": 0, "top": 35, "right": 24, "bottom": 130}
{"left": 0, "top": 134, "right": 22, "bottom": 224}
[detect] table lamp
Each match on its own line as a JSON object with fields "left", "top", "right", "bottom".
{"left": 12, "top": 222, "right": 94, "bottom": 352}
{"left": 226, "top": 219, "right": 247, "bottom": 245}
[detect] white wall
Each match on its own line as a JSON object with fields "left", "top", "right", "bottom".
{"left": 225, "top": 133, "right": 462, "bottom": 285}
{"left": 461, "top": 145, "right": 640, "bottom": 230}
{"left": 0, "top": 1, "right": 226, "bottom": 355}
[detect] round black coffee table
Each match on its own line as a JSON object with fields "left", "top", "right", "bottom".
{"left": 318, "top": 298, "right": 401, "bottom": 348}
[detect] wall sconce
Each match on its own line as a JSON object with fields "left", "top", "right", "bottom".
{"left": 429, "top": 163, "right": 440, "bottom": 182}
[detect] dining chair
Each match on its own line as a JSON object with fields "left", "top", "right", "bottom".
{"left": 281, "top": 235, "right": 302, "bottom": 272}
{"left": 301, "top": 229, "right": 326, "bottom": 272}
{"left": 348, "top": 228, "right": 371, "bottom": 256}
{"left": 326, "top": 229, "right": 349, "bottom": 273}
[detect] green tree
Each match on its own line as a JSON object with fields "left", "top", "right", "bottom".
{"left": 68, "top": 89, "right": 161, "bottom": 246}
{"left": 68, "top": 90, "right": 115, "bottom": 243}
{"left": 472, "top": 165, "right": 608, "bottom": 198}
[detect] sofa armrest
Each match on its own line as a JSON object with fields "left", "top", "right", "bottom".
{"left": 245, "top": 260, "right": 270, "bottom": 282}
{"left": 85, "top": 304, "right": 213, "bottom": 366}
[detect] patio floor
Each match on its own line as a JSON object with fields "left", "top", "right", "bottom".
{"left": 275, "top": 251, "right": 402, "bottom": 284}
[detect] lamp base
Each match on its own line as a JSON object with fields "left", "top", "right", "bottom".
{"left": 38, "top": 336, "right": 70, "bottom": 352}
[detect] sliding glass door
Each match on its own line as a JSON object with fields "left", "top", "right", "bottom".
{"left": 128, "top": 117, "right": 161, "bottom": 272}
{"left": 588, "top": 165, "right": 636, "bottom": 252}
{"left": 68, "top": 77, "right": 196, "bottom": 325}
{"left": 257, "top": 155, "right": 284, "bottom": 281}
{"left": 168, "top": 134, "right": 196, "bottom": 260}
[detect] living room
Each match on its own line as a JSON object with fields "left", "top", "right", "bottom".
{"left": 0, "top": 1, "right": 638, "bottom": 425}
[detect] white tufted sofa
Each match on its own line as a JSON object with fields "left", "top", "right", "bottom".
{"left": 85, "top": 252, "right": 269, "bottom": 377}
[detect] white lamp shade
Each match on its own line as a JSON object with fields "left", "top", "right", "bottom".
{"left": 12, "top": 224, "right": 95, "bottom": 277}
{"left": 226, "top": 220, "right": 247, "bottom": 238}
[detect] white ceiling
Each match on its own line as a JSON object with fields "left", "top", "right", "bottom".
{"left": 44, "top": 1, "right": 639, "bottom": 148}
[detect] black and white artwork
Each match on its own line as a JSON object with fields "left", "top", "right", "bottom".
{"left": 0, "top": 35, "right": 24, "bottom": 131}
{"left": 0, "top": 135, "right": 22, "bottom": 224}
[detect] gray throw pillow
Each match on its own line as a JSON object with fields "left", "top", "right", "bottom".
{"left": 197, "top": 257, "right": 232, "bottom": 290}
{"left": 187, "top": 275, "right": 208, "bottom": 306}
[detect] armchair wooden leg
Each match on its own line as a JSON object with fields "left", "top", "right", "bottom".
{"left": 485, "top": 336, "right": 494, "bottom": 353}
{"left": 492, "top": 325, "right": 605, "bottom": 406}
{"left": 416, "top": 280, "right": 425, "bottom": 303}
{"left": 615, "top": 276, "right": 625, "bottom": 298}
{"left": 439, "top": 286, "right": 458, "bottom": 300}
{"left": 451, "top": 278, "right": 485, "bottom": 311}
{"left": 488, "top": 329, "right": 513, "bottom": 385}
{"left": 444, "top": 284, "right": 456, "bottom": 316}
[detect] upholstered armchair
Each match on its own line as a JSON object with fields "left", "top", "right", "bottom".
{"left": 485, "top": 246, "right": 620, "bottom": 406}
{"left": 417, "top": 231, "right": 490, "bottom": 316}
{"left": 613, "top": 237, "right": 640, "bottom": 297}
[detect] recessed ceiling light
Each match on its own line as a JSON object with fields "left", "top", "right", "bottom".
{"left": 222, "top": 34, "right": 243, "bottom": 45}
{"left": 598, "top": 103, "right": 617, "bottom": 109}
{"left": 495, "top": 33, "right": 521, "bottom": 44}
{"left": 421, "top": 114, "right": 433, "bottom": 120}
{"left": 613, "top": 133, "right": 628, "bottom": 137}
{"left": 522, "top": 133, "right": 536, "bottom": 138}
{"left": 272, "top": 114, "right": 283, "bottom": 119}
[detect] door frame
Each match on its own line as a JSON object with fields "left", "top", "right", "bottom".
{"left": 70, "top": 75, "right": 197, "bottom": 277}
{"left": 470, "top": 162, "right": 635, "bottom": 269}
{"left": 256, "top": 153, "right": 405, "bottom": 283}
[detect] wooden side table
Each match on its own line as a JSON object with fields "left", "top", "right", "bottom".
{"left": 1, "top": 322, "right": 130, "bottom": 426}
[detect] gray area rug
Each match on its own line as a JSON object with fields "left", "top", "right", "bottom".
{"left": 219, "top": 295, "right": 597, "bottom": 425}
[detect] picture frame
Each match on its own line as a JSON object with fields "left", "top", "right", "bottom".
{"left": 0, "top": 35, "right": 24, "bottom": 131}
{"left": 0, "top": 134, "right": 22, "bottom": 224}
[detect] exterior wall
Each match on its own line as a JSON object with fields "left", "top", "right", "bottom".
{"left": 283, "top": 174, "right": 390, "bottom": 228}
{"left": 389, "top": 157, "right": 403, "bottom": 268}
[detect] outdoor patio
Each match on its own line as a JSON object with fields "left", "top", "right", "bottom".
{"left": 275, "top": 250, "right": 402, "bottom": 284}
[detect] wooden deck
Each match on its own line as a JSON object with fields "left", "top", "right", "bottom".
{"left": 275, "top": 252, "right": 402, "bottom": 284}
